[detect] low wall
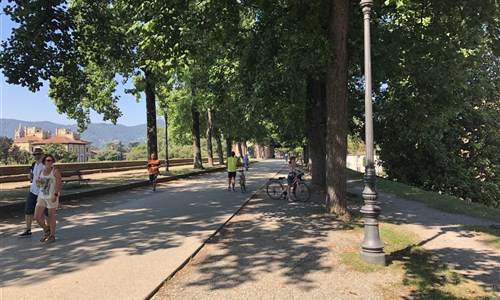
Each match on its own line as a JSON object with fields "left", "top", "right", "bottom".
{"left": 346, "top": 154, "right": 384, "bottom": 174}
{"left": 0, "top": 158, "right": 219, "bottom": 183}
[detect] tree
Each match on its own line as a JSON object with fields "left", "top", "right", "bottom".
{"left": 10, "top": 147, "right": 31, "bottom": 165}
{"left": 368, "top": 0, "right": 500, "bottom": 207}
{"left": 41, "top": 144, "right": 77, "bottom": 163}
{"left": 106, "top": 141, "right": 126, "bottom": 160}
{"left": 126, "top": 144, "right": 148, "bottom": 161}
{"left": 325, "top": 0, "right": 350, "bottom": 215}
{"left": 1, "top": 1, "right": 188, "bottom": 158}
{"left": 0, "top": 136, "right": 13, "bottom": 164}
{"left": 127, "top": 142, "right": 140, "bottom": 151}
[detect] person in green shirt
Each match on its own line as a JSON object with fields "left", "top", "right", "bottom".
{"left": 227, "top": 151, "right": 239, "bottom": 191}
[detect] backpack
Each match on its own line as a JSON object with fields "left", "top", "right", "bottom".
{"left": 29, "top": 161, "right": 36, "bottom": 182}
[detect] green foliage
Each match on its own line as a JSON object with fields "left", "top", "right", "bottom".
{"left": 236, "top": 0, "right": 330, "bottom": 148}
{"left": 94, "top": 141, "right": 126, "bottom": 161}
{"left": 363, "top": 0, "right": 500, "bottom": 207}
{"left": 41, "top": 143, "right": 77, "bottom": 163}
{"left": 0, "top": 136, "right": 31, "bottom": 165}
{"left": 127, "top": 141, "right": 140, "bottom": 151}
{"left": 3, "top": 0, "right": 498, "bottom": 208}
{"left": 10, "top": 148, "right": 31, "bottom": 165}
{"left": 126, "top": 144, "right": 147, "bottom": 161}
{"left": 94, "top": 149, "right": 120, "bottom": 161}
{"left": 347, "top": 134, "right": 365, "bottom": 155}
{"left": 0, "top": 136, "right": 13, "bottom": 164}
{"left": 168, "top": 145, "right": 195, "bottom": 159}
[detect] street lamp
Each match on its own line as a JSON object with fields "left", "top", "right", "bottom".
{"left": 163, "top": 105, "right": 169, "bottom": 173}
{"left": 359, "top": 0, "right": 385, "bottom": 265}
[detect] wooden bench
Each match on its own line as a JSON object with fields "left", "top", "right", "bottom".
{"left": 60, "top": 170, "right": 90, "bottom": 184}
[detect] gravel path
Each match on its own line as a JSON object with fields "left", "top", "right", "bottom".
{"left": 153, "top": 182, "right": 499, "bottom": 299}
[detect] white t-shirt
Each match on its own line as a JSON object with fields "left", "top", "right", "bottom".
{"left": 29, "top": 162, "right": 45, "bottom": 195}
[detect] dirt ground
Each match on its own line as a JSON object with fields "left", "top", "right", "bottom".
{"left": 152, "top": 185, "right": 499, "bottom": 299}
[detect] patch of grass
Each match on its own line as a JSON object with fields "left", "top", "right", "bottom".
{"left": 346, "top": 169, "right": 500, "bottom": 222}
{"left": 341, "top": 223, "right": 417, "bottom": 272}
{"left": 0, "top": 188, "right": 27, "bottom": 201}
{"left": 460, "top": 225, "right": 500, "bottom": 250}
{"left": 340, "top": 223, "right": 497, "bottom": 299}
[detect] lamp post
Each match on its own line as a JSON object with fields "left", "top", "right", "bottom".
{"left": 163, "top": 105, "right": 169, "bottom": 173}
{"left": 360, "top": 0, "right": 385, "bottom": 265}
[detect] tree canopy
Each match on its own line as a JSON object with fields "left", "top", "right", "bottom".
{"left": 1, "top": 0, "right": 498, "bottom": 207}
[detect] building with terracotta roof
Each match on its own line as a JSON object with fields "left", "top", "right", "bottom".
{"left": 14, "top": 125, "right": 92, "bottom": 162}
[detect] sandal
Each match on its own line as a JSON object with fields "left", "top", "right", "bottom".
{"left": 40, "top": 229, "right": 50, "bottom": 242}
{"left": 45, "top": 235, "right": 56, "bottom": 244}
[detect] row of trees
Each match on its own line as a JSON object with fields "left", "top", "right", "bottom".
{"left": 1, "top": 1, "right": 498, "bottom": 208}
{"left": 0, "top": 137, "right": 77, "bottom": 165}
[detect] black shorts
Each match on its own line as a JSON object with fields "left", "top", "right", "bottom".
{"left": 149, "top": 173, "right": 158, "bottom": 183}
{"left": 25, "top": 192, "right": 38, "bottom": 215}
{"left": 228, "top": 172, "right": 236, "bottom": 179}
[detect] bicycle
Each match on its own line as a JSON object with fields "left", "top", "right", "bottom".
{"left": 265, "top": 171, "right": 311, "bottom": 202}
{"left": 238, "top": 168, "right": 246, "bottom": 193}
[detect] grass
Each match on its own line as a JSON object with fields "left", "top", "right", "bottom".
{"left": 340, "top": 223, "right": 498, "bottom": 299}
{"left": 346, "top": 169, "right": 500, "bottom": 222}
{"left": 1, "top": 166, "right": 224, "bottom": 201}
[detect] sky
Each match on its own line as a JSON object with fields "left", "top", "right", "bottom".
{"left": 0, "top": 6, "right": 146, "bottom": 127}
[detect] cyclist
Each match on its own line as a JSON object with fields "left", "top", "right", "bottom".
{"left": 287, "top": 156, "right": 298, "bottom": 201}
{"left": 227, "top": 151, "right": 239, "bottom": 191}
{"left": 243, "top": 154, "right": 250, "bottom": 170}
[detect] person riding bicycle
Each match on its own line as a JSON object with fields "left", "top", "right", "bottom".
{"left": 243, "top": 154, "right": 250, "bottom": 170}
{"left": 287, "top": 156, "right": 298, "bottom": 201}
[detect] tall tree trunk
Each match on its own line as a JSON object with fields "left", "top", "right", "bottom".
{"left": 237, "top": 142, "right": 244, "bottom": 158}
{"left": 307, "top": 77, "right": 327, "bottom": 192}
{"left": 190, "top": 92, "right": 203, "bottom": 169}
{"left": 325, "top": 0, "right": 349, "bottom": 215}
{"left": 206, "top": 108, "right": 214, "bottom": 166}
{"left": 145, "top": 69, "right": 158, "bottom": 157}
{"left": 226, "top": 137, "right": 232, "bottom": 157}
{"left": 214, "top": 126, "right": 224, "bottom": 165}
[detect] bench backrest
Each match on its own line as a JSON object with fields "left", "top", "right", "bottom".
{"left": 60, "top": 170, "right": 83, "bottom": 180}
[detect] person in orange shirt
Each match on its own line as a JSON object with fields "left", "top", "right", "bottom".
{"left": 147, "top": 153, "right": 161, "bottom": 191}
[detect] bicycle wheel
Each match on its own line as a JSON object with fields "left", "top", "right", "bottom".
{"left": 266, "top": 180, "right": 284, "bottom": 200}
{"left": 293, "top": 182, "right": 311, "bottom": 202}
{"left": 240, "top": 178, "right": 246, "bottom": 193}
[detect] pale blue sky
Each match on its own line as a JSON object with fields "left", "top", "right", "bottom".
{"left": 0, "top": 7, "right": 146, "bottom": 126}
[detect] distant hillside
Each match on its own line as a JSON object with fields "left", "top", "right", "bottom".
{"left": 0, "top": 118, "right": 153, "bottom": 149}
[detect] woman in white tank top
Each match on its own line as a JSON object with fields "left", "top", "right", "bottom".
{"left": 34, "top": 154, "right": 62, "bottom": 244}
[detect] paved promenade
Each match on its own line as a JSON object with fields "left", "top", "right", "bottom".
{"left": 1, "top": 160, "right": 285, "bottom": 300}
{"left": 1, "top": 159, "right": 498, "bottom": 299}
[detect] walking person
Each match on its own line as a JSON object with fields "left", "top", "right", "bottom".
{"left": 227, "top": 151, "right": 239, "bottom": 191}
{"left": 19, "top": 148, "right": 45, "bottom": 237}
{"left": 34, "top": 154, "right": 62, "bottom": 244}
{"left": 147, "top": 153, "right": 161, "bottom": 191}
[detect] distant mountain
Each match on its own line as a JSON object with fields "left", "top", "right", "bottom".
{"left": 0, "top": 118, "right": 160, "bottom": 149}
